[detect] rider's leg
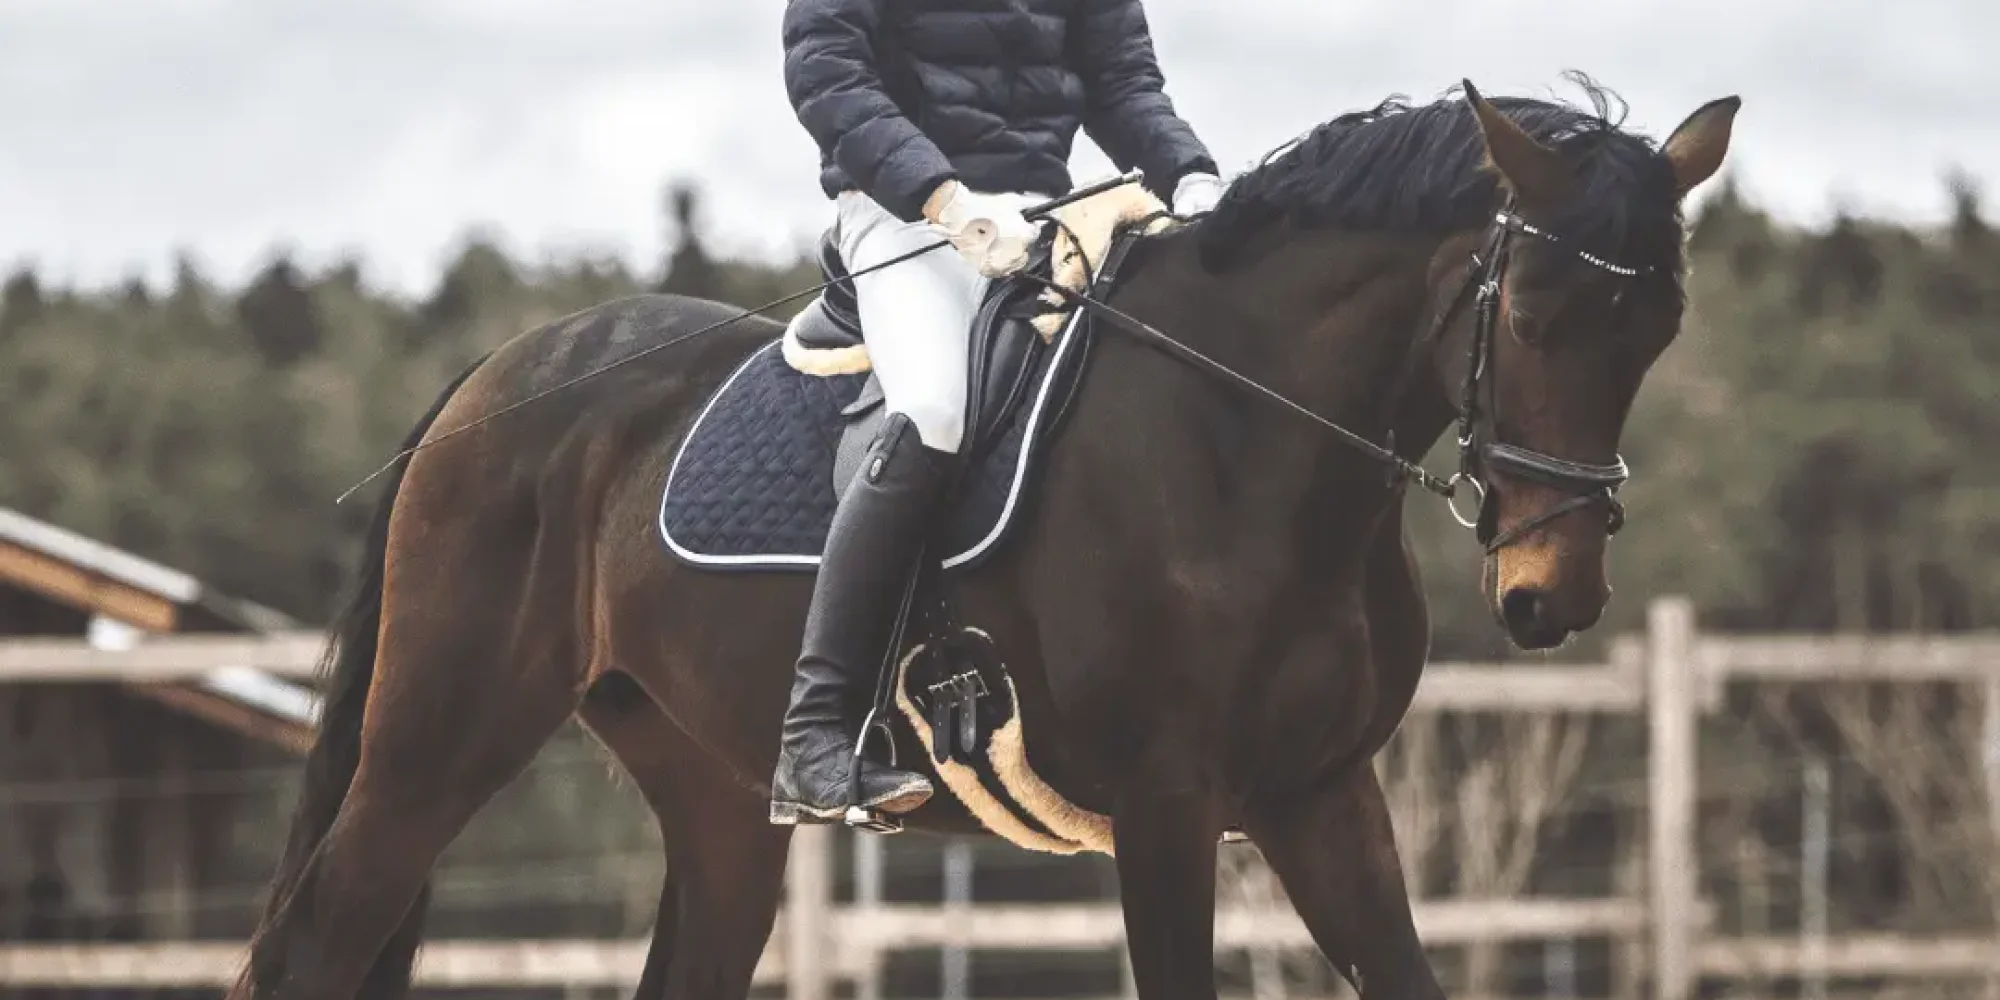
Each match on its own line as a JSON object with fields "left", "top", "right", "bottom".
{"left": 769, "top": 191, "right": 985, "bottom": 825}
{"left": 838, "top": 195, "right": 980, "bottom": 454}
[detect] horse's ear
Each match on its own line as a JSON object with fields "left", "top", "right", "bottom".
{"left": 1662, "top": 96, "right": 1742, "bottom": 197}
{"left": 1463, "top": 79, "right": 1571, "bottom": 204}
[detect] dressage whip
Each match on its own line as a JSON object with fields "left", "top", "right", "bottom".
{"left": 333, "top": 170, "right": 1148, "bottom": 504}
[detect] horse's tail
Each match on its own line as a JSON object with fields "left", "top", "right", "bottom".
{"left": 236, "top": 354, "right": 488, "bottom": 997}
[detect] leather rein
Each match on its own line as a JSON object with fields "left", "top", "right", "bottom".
{"left": 1034, "top": 196, "right": 1651, "bottom": 552}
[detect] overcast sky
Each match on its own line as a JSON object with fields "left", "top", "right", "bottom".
{"left": 3, "top": 0, "right": 1990, "bottom": 297}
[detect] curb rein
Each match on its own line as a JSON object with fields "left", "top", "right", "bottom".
{"left": 1042, "top": 196, "right": 1650, "bottom": 552}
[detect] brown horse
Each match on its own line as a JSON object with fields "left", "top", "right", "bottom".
{"left": 232, "top": 78, "right": 1737, "bottom": 1000}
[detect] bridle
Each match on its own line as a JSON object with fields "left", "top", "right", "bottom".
{"left": 1429, "top": 197, "right": 1648, "bottom": 553}
{"left": 1033, "top": 193, "right": 1652, "bottom": 552}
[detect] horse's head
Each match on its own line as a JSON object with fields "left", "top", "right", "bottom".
{"left": 1438, "top": 81, "right": 1739, "bottom": 649}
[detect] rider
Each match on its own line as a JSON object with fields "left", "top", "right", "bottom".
{"left": 769, "top": 0, "right": 1225, "bottom": 825}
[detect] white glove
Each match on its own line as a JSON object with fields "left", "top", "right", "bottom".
{"left": 1172, "top": 172, "right": 1225, "bottom": 217}
{"left": 924, "top": 181, "right": 1037, "bottom": 277}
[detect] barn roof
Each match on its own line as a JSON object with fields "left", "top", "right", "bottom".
{"left": 0, "top": 505, "right": 318, "bottom": 751}
{"left": 0, "top": 506, "right": 298, "bottom": 634}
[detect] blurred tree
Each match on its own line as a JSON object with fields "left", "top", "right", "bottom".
{"left": 1793, "top": 210, "right": 1883, "bottom": 316}
{"left": 1688, "top": 175, "right": 1778, "bottom": 282}
{"left": 1, "top": 268, "right": 44, "bottom": 337}
{"left": 1946, "top": 167, "right": 1988, "bottom": 249}
{"left": 236, "top": 257, "right": 323, "bottom": 366}
{"left": 420, "top": 236, "right": 519, "bottom": 338}
{"left": 119, "top": 274, "right": 152, "bottom": 308}
{"left": 657, "top": 180, "right": 723, "bottom": 299}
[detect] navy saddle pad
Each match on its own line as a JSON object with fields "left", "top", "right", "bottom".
{"left": 656, "top": 313, "right": 1085, "bottom": 573}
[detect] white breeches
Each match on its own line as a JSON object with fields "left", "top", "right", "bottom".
{"left": 835, "top": 190, "right": 1034, "bottom": 455}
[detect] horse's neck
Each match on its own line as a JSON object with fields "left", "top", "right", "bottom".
{"left": 1129, "top": 225, "right": 1452, "bottom": 455}
{"left": 1090, "top": 225, "right": 1453, "bottom": 565}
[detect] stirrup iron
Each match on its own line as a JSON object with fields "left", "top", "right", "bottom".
{"left": 841, "top": 708, "right": 905, "bottom": 834}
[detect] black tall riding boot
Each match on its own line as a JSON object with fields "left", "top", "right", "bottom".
{"left": 769, "top": 412, "right": 952, "bottom": 825}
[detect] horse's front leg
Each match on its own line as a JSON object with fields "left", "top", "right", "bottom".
{"left": 1113, "top": 784, "right": 1224, "bottom": 1000}
{"left": 1245, "top": 765, "right": 1447, "bottom": 999}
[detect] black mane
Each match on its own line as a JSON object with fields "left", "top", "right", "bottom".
{"left": 1196, "top": 74, "right": 1684, "bottom": 277}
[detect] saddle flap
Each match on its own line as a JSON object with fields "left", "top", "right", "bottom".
{"left": 962, "top": 241, "right": 1058, "bottom": 453}
{"left": 840, "top": 375, "right": 885, "bottom": 418}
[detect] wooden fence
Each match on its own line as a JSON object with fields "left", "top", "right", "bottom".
{"left": 3, "top": 596, "right": 1998, "bottom": 998}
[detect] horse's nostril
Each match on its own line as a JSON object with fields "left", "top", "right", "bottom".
{"left": 1500, "top": 587, "right": 1545, "bottom": 634}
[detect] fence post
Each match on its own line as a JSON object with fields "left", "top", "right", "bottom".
{"left": 1801, "top": 754, "right": 1831, "bottom": 1000}
{"left": 1984, "top": 675, "right": 2000, "bottom": 867}
{"left": 1984, "top": 677, "right": 2000, "bottom": 1000}
{"left": 786, "top": 824, "right": 834, "bottom": 1000}
{"left": 942, "top": 839, "right": 974, "bottom": 1000}
{"left": 1612, "top": 821, "right": 1646, "bottom": 1000}
{"left": 1648, "top": 596, "right": 1697, "bottom": 1000}
{"left": 854, "top": 831, "right": 885, "bottom": 1000}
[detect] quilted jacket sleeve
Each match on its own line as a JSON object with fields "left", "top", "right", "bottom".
{"left": 1071, "top": 0, "right": 1218, "bottom": 200}
{"left": 782, "top": 0, "right": 958, "bottom": 222}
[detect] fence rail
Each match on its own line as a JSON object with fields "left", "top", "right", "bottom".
{"left": 10, "top": 917, "right": 2000, "bottom": 990}
{"left": 0, "top": 630, "right": 325, "bottom": 681}
{"left": 0, "top": 898, "right": 1639, "bottom": 990}
{"left": 4, "top": 597, "right": 1998, "bottom": 998}
{"left": 0, "top": 939, "right": 802, "bottom": 989}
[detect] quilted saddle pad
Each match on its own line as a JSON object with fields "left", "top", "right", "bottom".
{"left": 656, "top": 311, "right": 1085, "bottom": 573}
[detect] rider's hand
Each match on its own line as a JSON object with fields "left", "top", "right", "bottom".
{"left": 1172, "top": 172, "right": 1225, "bottom": 217}
{"left": 923, "top": 180, "right": 1037, "bottom": 277}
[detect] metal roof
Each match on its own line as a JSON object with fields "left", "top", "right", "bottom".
{"left": 0, "top": 505, "right": 299, "bottom": 631}
{"left": 0, "top": 506, "right": 202, "bottom": 602}
{"left": 1, "top": 505, "right": 319, "bottom": 736}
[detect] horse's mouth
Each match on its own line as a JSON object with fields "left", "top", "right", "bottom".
{"left": 1505, "top": 621, "right": 1576, "bottom": 651}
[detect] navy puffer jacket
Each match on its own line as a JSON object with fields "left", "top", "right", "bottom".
{"left": 781, "top": 0, "right": 1218, "bottom": 223}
